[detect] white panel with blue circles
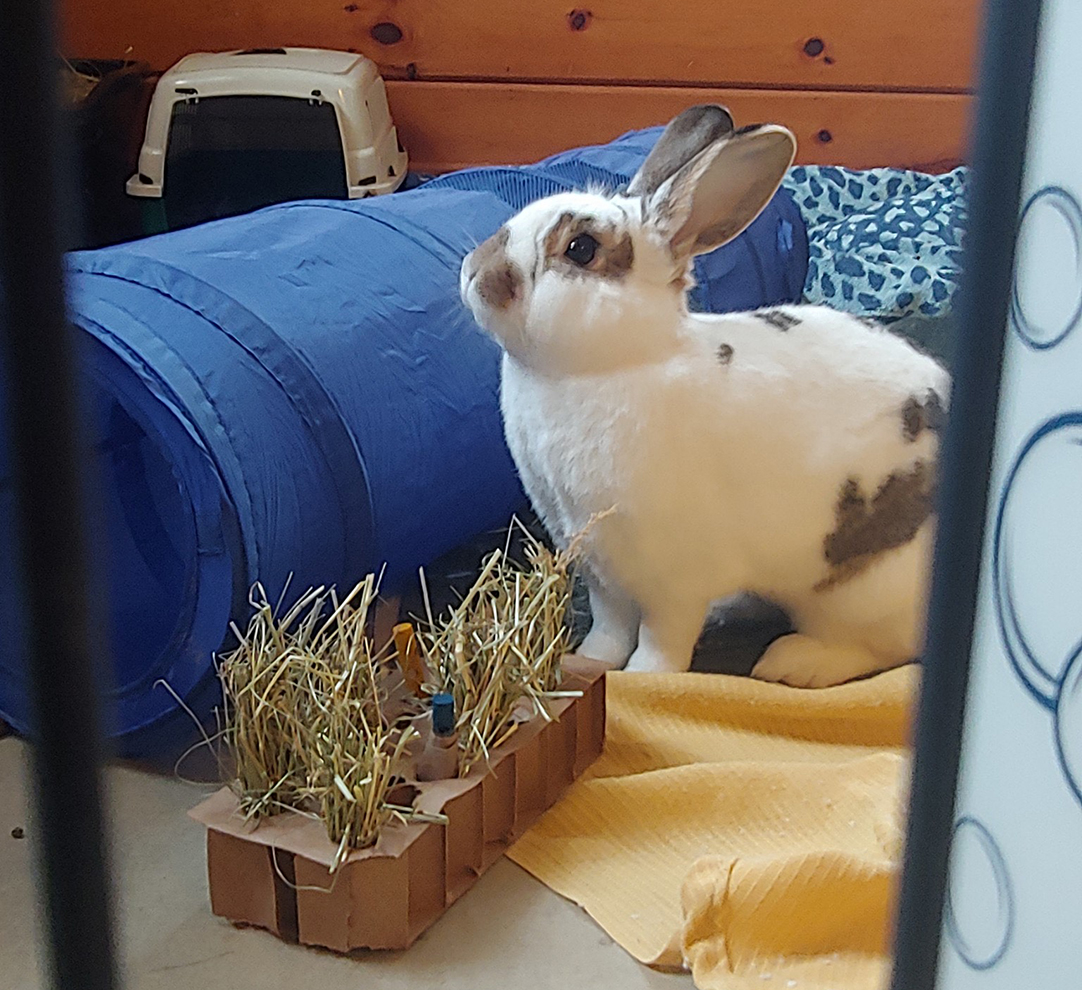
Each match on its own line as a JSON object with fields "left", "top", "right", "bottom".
{"left": 938, "top": 0, "right": 1082, "bottom": 985}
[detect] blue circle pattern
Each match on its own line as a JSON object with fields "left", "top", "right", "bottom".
{"left": 783, "top": 165, "right": 968, "bottom": 321}
{"left": 945, "top": 816, "right": 1015, "bottom": 971}
{"left": 1010, "top": 185, "right": 1082, "bottom": 350}
{"left": 991, "top": 413, "right": 1082, "bottom": 710}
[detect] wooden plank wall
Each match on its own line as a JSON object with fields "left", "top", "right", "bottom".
{"left": 62, "top": 0, "right": 981, "bottom": 172}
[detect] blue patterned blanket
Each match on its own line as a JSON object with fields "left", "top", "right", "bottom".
{"left": 783, "top": 165, "right": 967, "bottom": 322}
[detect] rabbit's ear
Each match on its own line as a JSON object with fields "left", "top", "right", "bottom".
{"left": 647, "top": 124, "right": 796, "bottom": 260}
{"left": 626, "top": 105, "right": 735, "bottom": 199}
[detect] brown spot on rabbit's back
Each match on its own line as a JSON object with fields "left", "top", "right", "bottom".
{"left": 901, "top": 389, "right": 946, "bottom": 442}
{"left": 815, "top": 461, "right": 936, "bottom": 591}
{"left": 754, "top": 309, "right": 801, "bottom": 331}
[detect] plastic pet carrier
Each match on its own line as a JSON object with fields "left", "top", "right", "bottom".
{"left": 126, "top": 47, "right": 407, "bottom": 233}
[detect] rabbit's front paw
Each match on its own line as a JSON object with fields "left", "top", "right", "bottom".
{"left": 621, "top": 611, "right": 701, "bottom": 673}
{"left": 751, "top": 634, "right": 882, "bottom": 688}
{"left": 577, "top": 627, "right": 634, "bottom": 668}
{"left": 577, "top": 579, "right": 640, "bottom": 667}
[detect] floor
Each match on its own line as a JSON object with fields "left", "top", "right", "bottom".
{"left": 0, "top": 737, "right": 687, "bottom": 990}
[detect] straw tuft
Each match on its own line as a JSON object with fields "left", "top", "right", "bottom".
{"left": 416, "top": 522, "right": 581, "bottom": 773}
{"left": 218, "top": 576, "right": 427, "bottom": 870}
{"left": 217, "top": 517, "right": 597, "bottom": 861}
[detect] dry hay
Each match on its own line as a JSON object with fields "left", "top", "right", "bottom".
{"left": 217, "top": 520, "right": 590, "bottom": 865}
{"left": 218, "top": 575, "right": 436, "bottom": 871}
{"left": 415, "top": 523, "right": 582, "bottom": 774}
{"left": 59, "top": 58, "right": 100, "bottom": 105}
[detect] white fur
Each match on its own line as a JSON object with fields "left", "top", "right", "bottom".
{"left": 460, "top": 149, "right": 948, "bottom": 686}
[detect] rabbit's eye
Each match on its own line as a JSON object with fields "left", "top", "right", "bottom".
{"left": 565, "top": 234, "right": 599, "bottom": 267}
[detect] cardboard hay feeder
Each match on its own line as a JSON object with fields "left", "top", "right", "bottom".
{"left": 189, "top": 656, "right": 606, "bottom": 951}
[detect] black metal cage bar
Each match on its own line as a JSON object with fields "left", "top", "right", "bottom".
{"left": 0, "top": 0, "right": 119, "bottom": 986}
{"left": 888, "top": 0, "right": 1044, "bottom": 988}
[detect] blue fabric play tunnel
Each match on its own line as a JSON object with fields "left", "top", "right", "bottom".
{"left": 0, "top": 126, "right": 808, "bottom": 757}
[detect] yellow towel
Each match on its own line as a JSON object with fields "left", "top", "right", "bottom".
{"left": 508, "top": 665, "right": 917, "bottom": 990}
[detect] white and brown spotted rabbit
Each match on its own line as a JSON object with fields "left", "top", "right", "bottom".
{"left": 460, "top": 105, "right": 949, "bottom": 686}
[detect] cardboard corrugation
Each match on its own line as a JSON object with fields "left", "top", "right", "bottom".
{"left": 205, "top": 831, "right": 279, "bottom": 935}
{"left": 190, "top": 657, "right": 607, "bottom": 951}
{"left": 481, "top": 750, "right": 515, "bottom": 867}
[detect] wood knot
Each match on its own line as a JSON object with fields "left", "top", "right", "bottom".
{"left": 370, "top": 21, "right": 404, "bottom": 45}
{"left": 817, "top": 129, "right": 833, "bottom": 144}
{"left": 568, "top": 9, "right": 592, "bottom": 31}
{"left": 803, "top": 37, "right": 825, "bottom": 57}
{"left": 342, "top": 3, "right": 359, "bottom": 11}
